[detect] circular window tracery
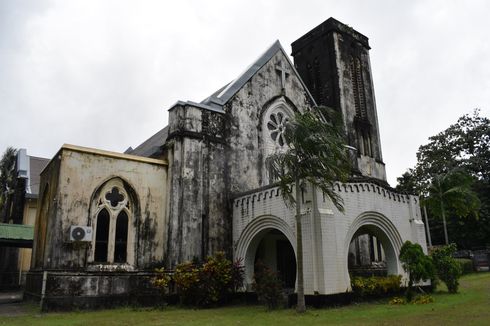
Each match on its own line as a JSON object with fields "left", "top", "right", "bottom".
{"left": 267, "top": 111, "right": 289, "bottom": 147}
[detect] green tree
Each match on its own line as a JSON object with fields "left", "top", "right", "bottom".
{"left": 266, "top": 106, "right": 350, "bottom": 312}
{"left": 414, "top": 109, "right": 490, "bottom": 187}
{"left": 0, "top": 147, "right": 17, "bottom": 222}
{"left": 396, "top": 110, "right": 489, "bottom": 248}
{"left": 424, "top": 170, "right": 480, "bottom": 245}
{"left": 431, "top": 244, "right": 462, "bottom": 293}
{"left": 399, "top": 241, "right": 434, "bottom": 301}
{"left": 395, "top": 169, "right": 421, "bottom": 194}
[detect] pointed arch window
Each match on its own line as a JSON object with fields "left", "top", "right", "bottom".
{"left": 350, "top": 56, "right": 367, "bottom": 120}
{"left": 94, "top": 209, "right": 110, "bottom": 262}
{"left": 90, "top": 179, "right": 135, "bottom": 265}
{"left": 114, "top": 211, "right": 128, "bottom": 263}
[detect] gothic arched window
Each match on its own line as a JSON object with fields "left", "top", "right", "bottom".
{"left": 94, "top": 209, "right": 110, "bottom": 262}
{"left": 114, "top": 211, "right": 128, "bottom": 263}
{"left": 90, "top": 178, "right": 135, "bottom": 265}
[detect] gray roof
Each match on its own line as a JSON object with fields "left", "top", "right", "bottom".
{"left": 200, "top": 40, "right": 317, "bottom": 108}
{"left": 140, "top": 40, "right": 317, "bottom": 158}
{"left": 27, "top": 156, "right": 49, "bottom": 198}
{"left": 169, "top": 100, "right": 225, "bottom": 114}
{"left": 129, "top": 126, "right": 169, "bottom": 158}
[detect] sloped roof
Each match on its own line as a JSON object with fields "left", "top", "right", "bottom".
{"left": 128, "top": 126, "right": 169, "bottom": 158}
{"left": 138, "top": 40, "right": 316, "bottom": 157}
{"left": 200, "top": 40, "right": 317, "bottom": 108}
{"left": 28, "top": 156, "right": 49, "bottom": 197}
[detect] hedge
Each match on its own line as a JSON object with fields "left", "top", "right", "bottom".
{"left": 455, "top": 258, "right": 474, "bottom": 274}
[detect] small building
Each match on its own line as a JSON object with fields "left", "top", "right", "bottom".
{"left": 0, "top": 149, "right": 49, "bottom": 288}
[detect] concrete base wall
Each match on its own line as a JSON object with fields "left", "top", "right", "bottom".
{"left": 25, "top": 270, "right": 162, "bottom": 311}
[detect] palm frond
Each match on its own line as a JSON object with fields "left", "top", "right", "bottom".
{"left": 265, "top": 106, "right": 350, "bottom": 211}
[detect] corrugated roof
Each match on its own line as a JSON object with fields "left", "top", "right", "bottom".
{"left": 129, "top": 126, "right": 169, "bottom": 158}
{"left": 0, "top": 223, "right": 34, "bottom": 241}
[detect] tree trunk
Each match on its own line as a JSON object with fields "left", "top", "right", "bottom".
{"left": 423, "top": 205, "right": 432, "bottom": 247}
{"left": 439, "top": 185, "right": 449, "bottom": 245}
{"left": 441, "top": 204, "right": 449, "bottom": 245}
{"left": 295, "top": 178, "right": 306, "bottom": 313}
{"left": 406, "top": 277, "right": 414, "bottom": 302}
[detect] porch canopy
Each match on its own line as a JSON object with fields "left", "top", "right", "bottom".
{"left": 0, "top": 223, "right": 33, "bottom": 248}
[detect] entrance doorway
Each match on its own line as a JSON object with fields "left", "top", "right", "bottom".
{"left": 254, "top": 229, "right": 296, "bottom": 289}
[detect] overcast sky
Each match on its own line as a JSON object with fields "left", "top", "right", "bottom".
{"left": 1, "top": 0, "right": 489, "bottom": 186}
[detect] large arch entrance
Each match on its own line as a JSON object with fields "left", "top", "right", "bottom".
{"left": 344, "top": 212, "right": 403, "bottom": 283}
{"left": 234, "top": 215, "right": 297, "bottom": 290}
{"left": 254, "top": 229, "right": 296, "bottom": 289}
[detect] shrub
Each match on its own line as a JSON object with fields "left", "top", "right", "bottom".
{"left": 389, "top": 296, "right": 406, "bottom": 305}
{"left": 351, "top": 275, "right": 402, "bottom": 298}
{"left": 199, "top": 252, "right": 244, "bottom": 306}
{"left": 172, "top": 252, "right": 244, "bottom": 307}
{"left": 455, "top": 258, "right": 473, "bottom": 274}
{"left": 411, "top": 294, "right": 434, "bottom": 304}
{"left": 231, "top": 258, "right": 245, "bottom": 292}
{"left": 431, "top": 244, "right": 462, "bottom": 293}
{"left": 152, "top": 267, "right": 171, "bottom": 295}
{"left": 173, "top": 261, "right": 201, "bottom": 305}
{"left": 399, "top": 241, "right": 435, "bottom": 301}
{"left": 390, "top": 294, "right": 434, "bottom": 305}
{"left": 253, "top": 261, "right": 283, "bottom": 310}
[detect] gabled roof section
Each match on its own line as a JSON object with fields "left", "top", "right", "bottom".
{"left": 28, "top": 156, "right": 49, "bottom": 198}
{"left": 201, "top": 40, "right": 317, "bottom": 107}
{"left": 168, "top": 100, "right": 225, "bottom": 114}
{"left": 127, "top": 126, "right": 169, "bottom": 158}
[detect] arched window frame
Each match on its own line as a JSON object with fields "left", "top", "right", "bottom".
{"left": 89, "top": 178, "right": 135, "bottom": 265}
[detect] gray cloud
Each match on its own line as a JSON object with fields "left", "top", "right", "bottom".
{"left": 1, "top": 0, "right": 489, "bottom": 186}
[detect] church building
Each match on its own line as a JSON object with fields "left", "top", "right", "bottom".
{"left": 25, "top": 18, "right": 428, "bottom": 310}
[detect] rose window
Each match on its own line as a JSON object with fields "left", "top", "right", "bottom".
{"left": 267, "top": 111, "right": 289, "bottom": 147}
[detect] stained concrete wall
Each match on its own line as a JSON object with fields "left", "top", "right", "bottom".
{"left": 224, "top": 50, "right": 313, "bottom": 191}
{"left": 165, "top": 105, "right": 227, "bottom": 266}
{"left": 291, "top": 18, "right": 387, "bottom": 182}
{"left": 32, "top": 154, "right": 61, "bottom": 270}
{"left": 31, "top": 145, "right": 167, "bottom": 271}
{"left": 165, "top": 49, "right": 314, "bottom": 266}
{"left": 333, "top": 31, "right": 386, "bottom": 181}
{"left": 24, "top": 270, "right": 162, "bottom": 311}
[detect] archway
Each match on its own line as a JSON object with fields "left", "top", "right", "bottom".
{"left": 344, "top": 212, "right": 403, "bottom": 283}
{"left": 348, "top": 226, "right": 389, "bottom": 277}
{"left": 234, "top": 215, "right": 297, "bottom": 290}
{"left": 254, "top": 229, "right": 296, "bottom": 289}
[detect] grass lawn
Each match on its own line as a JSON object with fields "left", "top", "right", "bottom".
{"left": 1, "top": 273, "right": 489, "bottom": 326}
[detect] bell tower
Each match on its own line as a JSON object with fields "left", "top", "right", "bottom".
{"left": 291, "top": 18, "right": 387, "bottom": 182}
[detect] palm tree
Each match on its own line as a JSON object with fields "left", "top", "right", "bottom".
{"left": 0, "top": 147, "right": 18, "bottom": 222}
{"left": 266, "top": 106, "right": 350, "bottom": 313}
{"left": 424, "top": 170, "right": 480, "bottom": 245}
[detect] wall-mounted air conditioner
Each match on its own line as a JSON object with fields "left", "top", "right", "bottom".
{"left": 69, "top": 226, "right": 93, "bottom": 242}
